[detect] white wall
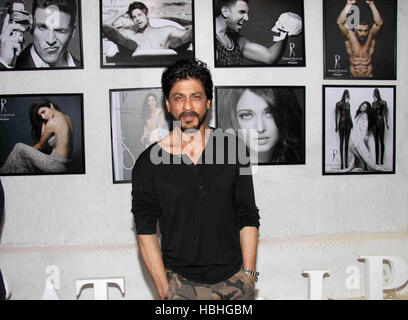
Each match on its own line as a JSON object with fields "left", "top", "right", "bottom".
{"left": 0, "top": 0, "right": 407, "bottom": 300}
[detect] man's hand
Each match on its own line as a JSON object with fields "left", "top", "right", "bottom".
{"left": 137, "top": 234, "right": 170, "bottom": 300}
{"left": 243, "top": 270, "right": 257, "bottom": 283}
{"left": 0, "top": 14, "right": 25, "bottom": 68}
{"left": 366, "top": 1, "right": 375, "bottom": 4}
{"left": 347, "top": 0, "right": 357, "bottom": 4}
{"left": 159, "top": 283, "right": 170, "bottom": 300}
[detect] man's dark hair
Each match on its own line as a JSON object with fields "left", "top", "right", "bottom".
{"left": 214, "top": 0, "right": 249, "bottom": 17}
{"left": 359, "top": 19, "right": 369, "bottom": 27}
{"left": 29, "top": 97, "right": 60, "bottom": 141}
{"left": 161, "top": 59, "right": 213, "bottom": 101}
{"left": 356, "top": 3, "right": 373, "bottom": 28}
{"left": 33, "top": 0, "right": 77, "bottom": 27}
{"left": 127, "top": 1, "right": 148, "bottom": 17}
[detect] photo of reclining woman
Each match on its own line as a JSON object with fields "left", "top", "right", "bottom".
{"left": 0, "top": 94, "right": 85, "bottom": 176}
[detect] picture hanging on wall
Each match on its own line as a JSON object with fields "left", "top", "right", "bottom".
{"left": 0, "top": 94, "right": 85, "bottom": 176}
{"left": 100, "top": 0, "right": 195, "bottom": 68}
{"left": 323, "top": 85, "right": 395, "bottom": 175}
{"left": 215, "top": 86, "right": 305, "bottom": 165}
{"left": 0, "top": 0, "right": 84, "bottom": 71}
{"left": 323, "top": 0, "right": 397, "bottom": 80}
{"left": 212, "top": 0, "right": 305, "bottom": 68}
{"left": 110, "top": 87, "right": 172, "bottom": 183}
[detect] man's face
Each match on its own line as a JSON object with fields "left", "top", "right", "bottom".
{"left": 165, "top": 78, "right": 211, "bottom": 131}
{"left": 224, "top": 0, "right": 249, "bottom": 33}
{"left": 33, "top": 6, "right": 75, "bottom": 66}
{"left": 356, "top": 24, "right": 369, "bottom": 44}
{"left": 131, "top": 9, "right": 149, "bottom": 30}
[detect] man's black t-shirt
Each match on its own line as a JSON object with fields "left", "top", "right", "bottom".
{"left": 131, "top": 129, "right": 260, "bottom": 284}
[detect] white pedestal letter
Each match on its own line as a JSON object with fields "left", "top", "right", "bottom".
{"left": 41, "top": 265, "right": 60, "bottom": 300}
{"left": 359, "top": 255, "right": 408, "bottom": 300}
{"left": 302, "top": 270, "right": 330, "bottom": 300}
{"left": 76, "top": 277, "right": 125, "bottom": 300}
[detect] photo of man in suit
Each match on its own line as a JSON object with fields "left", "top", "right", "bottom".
{"left": 0, "top": 0, "right": 82, "bottom": 70}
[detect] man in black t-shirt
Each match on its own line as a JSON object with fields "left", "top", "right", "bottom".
{"left": 132, "top": 59, "right": 260, "bottom": 300}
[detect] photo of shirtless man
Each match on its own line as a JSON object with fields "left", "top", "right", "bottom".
{"left": 101, "top": 1, "right": 193, "bottom": 67}
{"left": 323, "top": 0, "right": 396, "bottom": 80}
{"left": 337, "top": 0, "right": 383, "bottom": 78}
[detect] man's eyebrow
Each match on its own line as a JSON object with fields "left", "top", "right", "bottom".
{"left": 171, "top": 92, "right": 204, "bottom": 97}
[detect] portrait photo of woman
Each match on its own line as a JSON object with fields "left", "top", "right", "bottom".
{"left": 0, "top": 94, "right": 85, "bottom": 176}
{"left": 216, "top": 86, "right": 305, "bottom": 165}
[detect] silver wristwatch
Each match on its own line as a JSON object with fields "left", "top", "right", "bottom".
{"left": 242, "top": 268, "right": 259, "bottom": 282}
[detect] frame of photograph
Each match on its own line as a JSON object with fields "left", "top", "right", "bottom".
{"left": 322, "top": 85, "right": 396, "bottom": 175}
{"left": 109, "top": 87, "right": 172, "bottom": 183}
{"left": 212, "top": 0, "right": 306, "bottom": 68}
{"left": 0, "top": 0, "right": 84, "bottom": 71}
{"left": 323, "top": 0, "right": 397, "bottom": 80}
{"left": 100, "top": 0, "right": 195, "bottom": 69}
{"left": 215, "top": 86, "right": 306, "bottom": 166}
{"left": 0, "top": 93, "right": 85, "bottom": 176}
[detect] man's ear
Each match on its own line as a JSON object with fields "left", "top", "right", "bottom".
{"left": 206, "top": 100, "right": 212, "bottom": 110}
{"left": 221, "top": 6, "right": 229, "bottom": 18}
{"left": 67, "top": 22, "right": 76, "bottom": 41}
{"left": 165, "top": 98, "right": 171, "bottom": 113}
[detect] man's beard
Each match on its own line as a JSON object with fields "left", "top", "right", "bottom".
{"left": 358, "top": 36, "right": 367, "bottom": 45}
{"left": 176, "top": 110, "right": 206, "bottom": 131}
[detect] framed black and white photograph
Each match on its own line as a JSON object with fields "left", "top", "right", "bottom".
{"left": 0, "top": 94, "right": 85, "bottom": 176}
{"left": 100, "top": 0, "right": 195, "bottom": 68}
{"left": 0, "top": 0, "right": 83, "bottom": 71}
{"left": 213, "top": 0, "right": 305, "bottom": 67}
{"left": 323, "top": 0, "right": 397, "bottom": 80}
{"left": 110, "top": 88, "right": 171, "bottom": 183}
{"left": 215, "top": 86, "right": 305, "bottom": 165}
{"left": 323, "top": 85, "right": 395, "bottom": 175}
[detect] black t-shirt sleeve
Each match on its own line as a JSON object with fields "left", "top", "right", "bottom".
{"left": 234, "top": 139, "right": 260, "bottom": 230}
{"left": 131, "top": 148, "right": 160, "bottom": 235}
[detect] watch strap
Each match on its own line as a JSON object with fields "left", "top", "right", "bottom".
{"left": 242, "top": 267, "right": 259, "bottom": 282}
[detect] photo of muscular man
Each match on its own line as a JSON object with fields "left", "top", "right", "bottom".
{"left": 337, "top": 0, "right": 382, "bottom": 78}
{"left": 101, "top": 0, "right": 194, "bottom": 68}
{"left": 213, "top": 0, "right": 305, "bottom": 67}
{"left": 323, "top": 0, "right": 396, "bottom": 80}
